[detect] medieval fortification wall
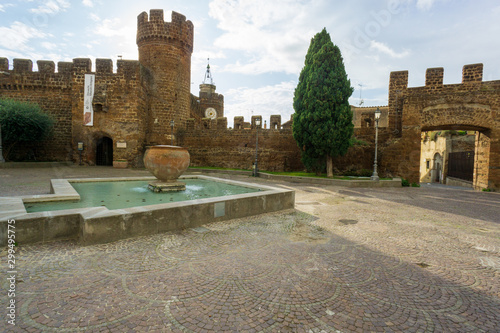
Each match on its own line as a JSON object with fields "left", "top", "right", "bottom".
{"left": 1, "top": 9, "right": 498, "bottom": 189}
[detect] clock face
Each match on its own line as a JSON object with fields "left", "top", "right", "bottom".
{"left": 205, "top": 107, "right": 217, "bottom": 119}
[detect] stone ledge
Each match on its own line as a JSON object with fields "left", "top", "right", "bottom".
{"left": 0, "top": 175, "right": 294, "bottom": 246}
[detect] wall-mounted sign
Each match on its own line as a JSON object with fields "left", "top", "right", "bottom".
{"left": 116, "top": 142, "right": 127, "bottom": 148}
{"left": 84, "top": 74, "right": 95, "bottom": 126}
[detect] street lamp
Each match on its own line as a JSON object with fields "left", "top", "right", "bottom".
{"left": 170, "top": 120, "right": 175, "bottom": 146}
{"left": 371, "top": 108, "right": 381, "bottom": 181}
{"left": 253, "top": 118, "right": 261, "bottom": 177}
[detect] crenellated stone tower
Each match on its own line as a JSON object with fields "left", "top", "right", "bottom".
{"left": 137, "top": 10, "right": 194, "bottom": 145}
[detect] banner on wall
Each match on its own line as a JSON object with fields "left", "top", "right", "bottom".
{"left": 84, "top": 74, "right": 95, "bottom": 126}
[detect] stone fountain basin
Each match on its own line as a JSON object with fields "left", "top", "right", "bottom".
{"left": 0, "top": 175, "right": 294, "bottom": 246}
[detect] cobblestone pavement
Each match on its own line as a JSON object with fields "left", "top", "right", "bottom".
{"left": 1, "top": 166, "right": 500, "bottom": 332}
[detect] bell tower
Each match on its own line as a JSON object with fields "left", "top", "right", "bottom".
{"left": 198, "top": 59, "right": 224, "bottom": 119}
{"left": 137, "top": 10, "right": 194, "bottom": 144}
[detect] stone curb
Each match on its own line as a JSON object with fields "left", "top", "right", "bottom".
{"left": 187, "top": 168, "right": 402, "bottom": 187}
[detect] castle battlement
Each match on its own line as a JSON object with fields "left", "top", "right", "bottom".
{"left": 0, "top": 57, "right": 140, "bottom": 82}
{"left": 137, "top": 10, "right": 193, "bottom": 53}
{"left": 389, "top": 63, "right": 486, "bottom": 91}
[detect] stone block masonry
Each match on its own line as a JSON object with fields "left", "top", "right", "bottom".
{"left": 1, "top": 8, "right": 499, "bottom": 190}
{"left": 382, "top": 63, "right": 500, "bottom": 190}
{"left": 184, "top": 122, "right": 303, "bottom": 172}
{"left": 0, "top": 58, "right": 73, "bottom": 161}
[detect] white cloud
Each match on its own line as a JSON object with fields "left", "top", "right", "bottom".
{"left": 0, "top": 3, "right": 15, "bottom": 12}
{"left": 95, "top": 18, "right": 127, "bottom": 37}
{"left": 82, "top": 0, "right": 94, "bottom": 7}
{"left": 369, "top": 41, "right": 410, "bottom": 58}
{"left": 208, "top": 0, "right": 319, "bottom": 75}
{"left": 90, "top": 13, "right": 100, "bottom": 22}
{"left": 416, "top": 0, "right": 436, "bottom": 11}
{"left": 41, "top": 42, "right": 57, "bottom": 50}
{"left": 30, "top": 0, "right": 70, "bottom": 14}
{"left": 224, "top": 81, "right": 296, "bottom": 126}
{"left": 0, "top": 22, "right": 49, "bottom": 52}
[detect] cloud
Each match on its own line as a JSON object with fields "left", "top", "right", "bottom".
{"left": 208, "top": 0, "right": 319, "bottom": 75}
{"left": 0, "top": 3, "right": 15, "bottom": 12}
{"left": 41, "top": 42, "right": 58, "bottom": 50}
{"left": 416, "top": 0, "right": 436, "bottom": 11}
{"left": 82, "top": 0, "right": 94, "bottom": 7}
{"left": 90, "top": 13, "right": 100, "bottom": 22}
{"left": 95, "top": 18, "right": 127, "bottom": 37}
{"left": 369, "top": 41, "right": 410, "bottom": 58}
{"left": 0, "top": 22, "right": 49, "bottom": 52}
{"left": 29, "top": 0, "right": 70, "bottom": 14}
{"left": 224, "top": 81, "right": 296, "bottom": 126}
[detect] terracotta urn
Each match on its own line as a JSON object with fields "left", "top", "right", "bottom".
{"left": 144, "top": 145, "right": 190, "bottom": 183}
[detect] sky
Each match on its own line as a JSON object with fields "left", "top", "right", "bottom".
{"left": 1, "top": 0, "right": 499, "bottom": 127}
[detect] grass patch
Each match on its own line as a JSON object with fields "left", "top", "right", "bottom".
{"left": 264, "top": 171, "right": 391, "bottom": 180}
{"left": 188, "top": 166, "right": 249, "bottom": 171}
{"left": 188, "top": 167, "right": 392, "bottom": 180}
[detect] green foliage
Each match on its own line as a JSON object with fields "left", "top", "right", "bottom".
{"left": 293, "top": 28, "right": 354, "bottom": 172}
{"left": 411, "top": 182, "right": 421, "bottom": 187}
{"left": 351, "top": 137, "right": 369, "bottom": 146}
{"left": 401, "top": 178, "right": 410, "bottom": 187}
{"left": 482, "top": 188, "right": 491, "bottom": 192}
{"left": 0, "top": 99, "right": 54, "bottom": 160}
{"left": 343, "top": 168, "right": 372, "bottom": 177}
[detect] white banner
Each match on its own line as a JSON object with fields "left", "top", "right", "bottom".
{"left": 84, "top": 74, "right": 95, "bottom": 126}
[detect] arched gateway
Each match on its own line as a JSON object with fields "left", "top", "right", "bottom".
{"left": 380, "top": 64, "right": 499, "bottom": 190}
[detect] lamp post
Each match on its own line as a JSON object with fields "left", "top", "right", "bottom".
{"left": 170, "top": 120, "right": 175, "bottom": 146}
{"left": 253, "top": 118, "right": 261, "bottom": 177}
{"left": 371, "top": 108, "right": 381, "bottom": 181}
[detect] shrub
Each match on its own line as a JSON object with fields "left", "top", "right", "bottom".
{"left": 411, "top": 182, "right": 421, "bottom": 187}
{"left": 401, "top": 178, "right": 410, "bottom": 187}
{"left": 358, "top": 169, "right": 373, "bottom": 177}
{"left": 0, "top": 99, "right": 54, "bottom": 160}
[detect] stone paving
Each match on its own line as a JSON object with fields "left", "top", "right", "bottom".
{"left": 1, "top": 166, "right": 500, "bottom": 332}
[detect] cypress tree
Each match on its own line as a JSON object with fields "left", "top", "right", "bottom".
{"left": 293, "top": 28, "right": 354, "bottom": 177}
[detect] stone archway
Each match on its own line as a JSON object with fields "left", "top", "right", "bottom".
{"left": 432, "top": 152, "right": 443, "bottom": 183}
{"left": 383, "top": 64, "right": 499, "bottom": 190}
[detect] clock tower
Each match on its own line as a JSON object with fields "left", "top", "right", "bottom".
{"left": 199, "top": 59, "right": 224, "bottom": 120}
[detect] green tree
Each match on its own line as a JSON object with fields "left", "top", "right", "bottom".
{"left": 0, "top": 99, "right": 54, "bottom": 161}
{"left": 293, "top": 28, "right": 354, "bottom": 177}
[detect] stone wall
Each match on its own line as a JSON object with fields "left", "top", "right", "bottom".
{"left": 0, "top": 58, "right": 73, "bottom": 161}
{"left": 70, "top": 58, "right": 146, "bottom": 166}
{"left": 382, "top": 64, "right": 500, "bottom": 190}
{"left": 137, "top": 10, "right": 194, "bottom": 144}
{"left": 183, "top": 120, "right": 303, "bottom": 172}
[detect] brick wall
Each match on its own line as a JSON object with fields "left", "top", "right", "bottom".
{"left": 183, "top": 126, "right": 303, "bottom": 172}
{"left": 0, "top": 58, "right": 72, "bottom": 161}
{"left": 137, "top": 10, "right": 193, "bottom": 144}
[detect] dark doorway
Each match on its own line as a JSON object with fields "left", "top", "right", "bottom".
{"left": 448, "top": 151, "right": 474, "bottom": 182}
{"left": 96, "top": 137, "right": 113, "bottom": 166}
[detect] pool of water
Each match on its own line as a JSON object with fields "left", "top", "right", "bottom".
{"left": 25, "top": 179, "right": 261, "bottom": 212}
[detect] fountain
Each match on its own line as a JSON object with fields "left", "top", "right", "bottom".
{"left": 0, "top": 147, "right": 295, "bottom": 246}
{"left": 144, "top": 145, "right": 190, "bottom": 192}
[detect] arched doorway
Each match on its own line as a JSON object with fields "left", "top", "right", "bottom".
{"left": 433, "top": 153, "right": 443, "bottom": 183}
{"left": 96, "top": 136, "right": 113, "bottom": 166}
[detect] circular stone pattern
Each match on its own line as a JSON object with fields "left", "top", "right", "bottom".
{"left": 144, "top": 145, "right": 190, "bottom": 182}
